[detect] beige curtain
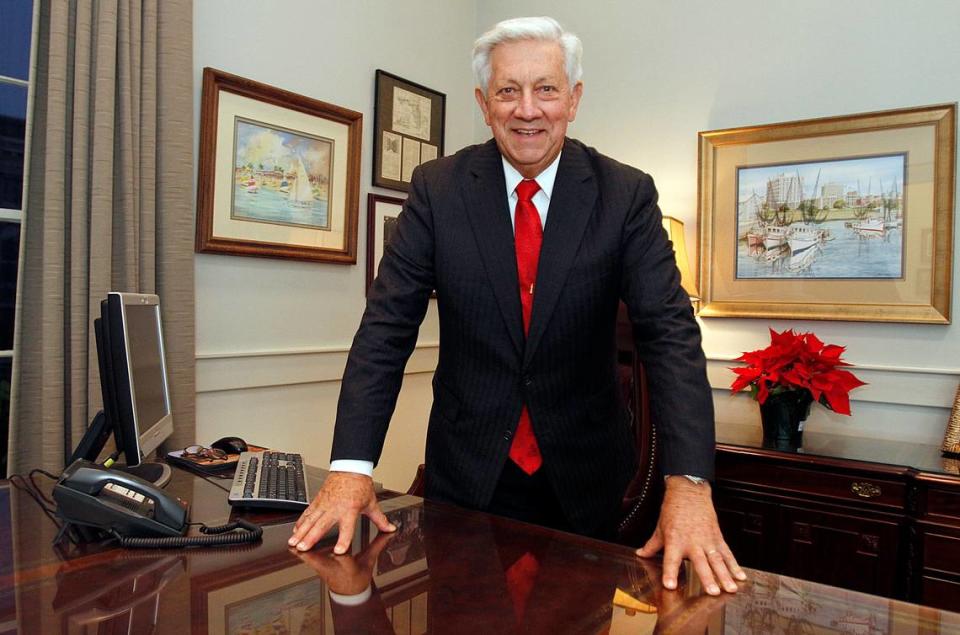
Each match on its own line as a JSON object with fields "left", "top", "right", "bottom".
{"left": 9, "top": 0, "right": 195, "bottom": 474}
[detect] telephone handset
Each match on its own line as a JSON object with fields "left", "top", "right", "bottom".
{"left": 54, "top": 459, "right": 263, "bottom": 548}
{"left": 54, "top": 459, "right": 189, "bottom": 538}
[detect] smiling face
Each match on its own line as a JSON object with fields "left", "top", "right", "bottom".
{"left": 475, "top": 39, "right": 583, "bottom": 179}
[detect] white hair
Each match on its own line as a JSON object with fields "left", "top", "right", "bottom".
{"left": 472, "top": 16, "right": 583, "bottom": 93}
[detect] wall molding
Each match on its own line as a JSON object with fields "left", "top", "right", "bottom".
{"left": 196, "top": 343, "right": 439, "bottom": 394}
{"left": 708, "top": 357, "right": 957, "bottom": 409}
{"left": 197, "top": 342, "right": 440, "bottom": 360}
{"left": 708, "top": 354, "right": 960, "bottom": 377}
{"left": 197, "top": 347, "right": 957, "bottom": 409}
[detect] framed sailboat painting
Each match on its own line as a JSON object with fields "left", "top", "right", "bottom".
{"left": 196, "top": 68, "right": 362, "bottom": 263}
{"left": 698, "top": 103, "right": 956, "bottom": 323}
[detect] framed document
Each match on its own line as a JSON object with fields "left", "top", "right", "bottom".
{"left": 373, "top": 70, "right": 445, "bottom": 192}
{"left": 698, "top": 103, "right": 955, "bottom": 323}
{"left": 195, "top": 68, "right": 362, "bottom": 264}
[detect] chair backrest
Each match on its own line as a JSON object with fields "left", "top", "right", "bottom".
{"left": 615, "top": 355, "right": 664, "bottom": 545}
{"left": 407, "top": 464, "right": 426, "bottom": 496}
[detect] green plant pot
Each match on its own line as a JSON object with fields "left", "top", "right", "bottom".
{"left": 759, "top": 390, "right": 813, "bottom": 450}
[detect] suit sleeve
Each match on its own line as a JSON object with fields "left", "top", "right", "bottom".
{"left": 619, "top": 174, "right": 716, "bottom": 480}
{"left": 330, "top": 167, "right": 436, "bottom": 465}
{"left": 328, "top": 586, "right": 394, "bottom": 635}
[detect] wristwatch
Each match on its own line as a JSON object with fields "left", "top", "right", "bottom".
{"left": 666, "top": 474, "right": 707, "bottom": 485}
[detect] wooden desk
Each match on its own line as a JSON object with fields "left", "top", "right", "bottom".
{"left": 714, "top": 422, "right": 960, "bottom": 612}
{"left": 2, "top": 464, "right": 959, "bottom": 633}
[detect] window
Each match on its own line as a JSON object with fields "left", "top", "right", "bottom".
{"left": 0, "top": 0, "right": 36, "bottom": 477}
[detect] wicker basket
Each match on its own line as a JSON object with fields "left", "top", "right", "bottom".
{"left": 942, "top": 383, "right": 960, "bottom": 457}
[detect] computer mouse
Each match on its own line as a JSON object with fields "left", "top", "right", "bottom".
{"left": 211, "top": 436, "right": 248, "bottom": 455}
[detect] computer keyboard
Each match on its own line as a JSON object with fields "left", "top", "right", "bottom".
{"left": 228, "top": 451, "right": 309, "bottom": 511}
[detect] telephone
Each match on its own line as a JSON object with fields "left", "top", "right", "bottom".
{"left": 53, "top": 459, "right": 189, "bottom": 538}
{"left": 53, "top": 459, "right": 263, "bottom": 548}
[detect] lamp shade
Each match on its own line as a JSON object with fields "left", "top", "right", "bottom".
{"left": 661, "top": 216, "right": 700, "bottom": 300}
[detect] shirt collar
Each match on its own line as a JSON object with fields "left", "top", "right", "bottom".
{"left": 501, "top": 152, "right": 562, "bottom": 200}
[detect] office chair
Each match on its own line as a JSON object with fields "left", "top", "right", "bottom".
{"left": 614, "top": 355, "right": 664, "bottom": 546}
{"left": 407, "top": 464, "right": 426, "bottom": 497}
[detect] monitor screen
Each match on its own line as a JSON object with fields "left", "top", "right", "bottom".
{"left": 123, "top": 304, "right": 169, "bottom": 427}
{"left": 108, "top": 292, "right": 174, "bottom": 464}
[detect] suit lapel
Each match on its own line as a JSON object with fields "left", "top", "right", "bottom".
{"left": 463, "top": 140, "right": 525, "bottom": 357}
{"left": 524, "top": 141, "right": 598, "bottom": 367}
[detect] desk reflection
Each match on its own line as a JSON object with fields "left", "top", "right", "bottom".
{"left": 7, "top": 482, "right": 960, "bottom": 634}
{"left": 52, "top": 553, "right": 186, "bottom": 633}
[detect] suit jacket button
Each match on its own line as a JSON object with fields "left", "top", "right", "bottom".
{"left": 522, "top": 375, "right": 533, "bottom": 386}
{"left": 503, "top": 429, "right": 513, "bottom": 440}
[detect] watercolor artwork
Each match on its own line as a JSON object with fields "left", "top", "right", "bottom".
{"left": 230, "top": 118, "right": 334, "bottom": 230}
{"left": 736, "top": 154, "right": 906, "bottom": 279}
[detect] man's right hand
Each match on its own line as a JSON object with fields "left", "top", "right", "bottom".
{"left": 288, "top": 471, "right": 396, "bottom": 553}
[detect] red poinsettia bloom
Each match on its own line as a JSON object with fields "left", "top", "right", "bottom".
{"left": 729, "top": 329, "right": 866, "bottom": 415}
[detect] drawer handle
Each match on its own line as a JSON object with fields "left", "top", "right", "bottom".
{"left": 851, "top": 482, "right": 881, "bottom": 498}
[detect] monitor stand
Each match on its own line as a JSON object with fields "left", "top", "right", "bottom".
{"left": 113, "top": 462, "right": 172, "bottom": 488}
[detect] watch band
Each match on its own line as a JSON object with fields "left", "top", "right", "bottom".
{"left": 665, "top": 474, "right": 707, "bottom": 485}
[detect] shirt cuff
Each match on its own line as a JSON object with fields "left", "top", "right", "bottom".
{"left": 329, "top": 459, "right": 374, "bottom": 477}
{"left": 329, "top": 585, "right": 372, "bottom": 606}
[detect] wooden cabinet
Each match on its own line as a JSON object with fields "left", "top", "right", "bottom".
{"left": 915, "top": 474, "right": 960, "bottom": 610}
{"left": 713, "top": 424, "right": 960, "bottom": 611}
{"left": 713, "top": 491, "right": 779, "bottom": 572}
{"left": 778, "top": 503, "right": 902, "bottom": 597}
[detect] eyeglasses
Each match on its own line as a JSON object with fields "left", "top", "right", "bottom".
{"left": 182, "top": 445, "right": 228, "bottom": 460}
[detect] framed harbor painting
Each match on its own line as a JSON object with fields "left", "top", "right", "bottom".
{"left": 698, "top": 103, "right": 955, "bottom": 323}
{"left": 373, "top": 70, "right": 445, "bottom": 192}
{"left": 196, "top": 68, "right": 362, "bottom": 263}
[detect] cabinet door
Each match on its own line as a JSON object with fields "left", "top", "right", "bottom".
{"left": 714, "top": 491, "right": 779, "bottom": 572}
{"left": 919, "top": 529, "right": 960, "bottom": 611}
{"left": 780, "top": 504, "right": 902, "bottom": 598}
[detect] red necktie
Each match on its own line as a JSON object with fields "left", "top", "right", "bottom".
{"left": 505, "top": 551, "right": 539, "bottom": 624}
{"left": 509, "top": 179, "right": 543, "bottom": 475}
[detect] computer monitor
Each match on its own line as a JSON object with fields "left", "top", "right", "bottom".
{"left": 104, "top": 292, "right": 174, "bottom": 465}
{"left": 72, "top": 292, "right": 173, "bottom": 486}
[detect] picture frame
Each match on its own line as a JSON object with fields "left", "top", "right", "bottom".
{"left": 360, "top": 502, "right": 430, "bottom": 608}
{"left": 196, "top": 67, "right": 362, "bottom": 264}
{"left": 366, "top": 193, "right": 406, "bottom": 292}
{"left": 189, "top": 523, "right": 355, "bottom": 635}
{"left": 373, "top": 70, "right": 445, "bottom": 192}
{"left": 698, "top": 103, "right": 956, "bottom": 323}
{"left": 192, "top": 557, "right": 327, "bottom": 635}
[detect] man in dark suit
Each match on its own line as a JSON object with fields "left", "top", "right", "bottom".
{"left": 291, "top": 16, "right": 745, "bottom": 596}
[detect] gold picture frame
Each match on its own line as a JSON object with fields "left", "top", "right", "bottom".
{"left": 698, "top": 103, "right": 955, "bottom": 323}
{"left": 196, "top": 67, "right": 362, "bottom": 264}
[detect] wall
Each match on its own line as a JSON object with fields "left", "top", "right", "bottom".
{"left": 476, "top": 0, "right": 960, "bottom": 443}
{"left": 194, "top": 2, "right": 960, "bottom": 491}
{"left": 193, "top": 1, "right": 478, "bottom": 490}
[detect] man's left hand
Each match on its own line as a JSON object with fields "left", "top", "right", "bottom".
{"left": 635, "top": 477, "right": 746, "bottom": 595}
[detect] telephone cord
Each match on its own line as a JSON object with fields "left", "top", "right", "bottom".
{"left": 114, "top": 519, "right": 263, "bottom": 549}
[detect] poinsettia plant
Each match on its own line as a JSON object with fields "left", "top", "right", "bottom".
{"left": 730, "top": 329, "right": 866, "bottom": 416}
